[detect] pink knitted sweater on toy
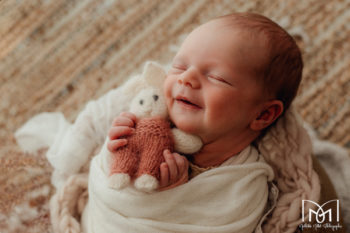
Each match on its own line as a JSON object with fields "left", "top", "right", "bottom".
{"left": 110, "top": 117, "right": 174, "bottom": 180}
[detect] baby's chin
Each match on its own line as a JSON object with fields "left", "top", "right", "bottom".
{"left": 170, "top": 115, "right": 199, "bottom": 135}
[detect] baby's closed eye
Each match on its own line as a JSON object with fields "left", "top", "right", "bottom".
{"left": 170, "top": 64, "right": 187, "bottom": 74}
{"left": 207, "top": 74, "right": 232, "bottom": 86}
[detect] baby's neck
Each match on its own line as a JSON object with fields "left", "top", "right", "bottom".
{"left": 192, "top": 131, "right": 259, "bottom": 168}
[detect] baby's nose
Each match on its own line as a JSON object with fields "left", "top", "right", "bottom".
{"left": 178, "top": 68, "right": 200, "bottom": 89}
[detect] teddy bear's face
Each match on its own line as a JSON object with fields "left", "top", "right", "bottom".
{"left": 130, "top": 88, "right": 168, "bottom": 119}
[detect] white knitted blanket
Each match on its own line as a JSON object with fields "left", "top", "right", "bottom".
{"left": 81, "top": 145, "right": 274, "bottom": 233}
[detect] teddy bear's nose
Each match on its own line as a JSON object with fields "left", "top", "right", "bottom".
{"left": 153, "top": 95, "right": 159, "bottom": 101}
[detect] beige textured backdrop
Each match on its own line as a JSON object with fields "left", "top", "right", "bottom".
{"left": 0, "top": 0, "right": 349, "bottom": 232}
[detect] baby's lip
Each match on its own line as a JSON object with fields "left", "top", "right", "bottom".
{"left": 175, "top": 95, "right": 202, "bottom": 109}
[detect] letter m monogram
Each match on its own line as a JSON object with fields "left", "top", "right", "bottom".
{"left": 302, "top": 200, "right": 339, "bottom": 224}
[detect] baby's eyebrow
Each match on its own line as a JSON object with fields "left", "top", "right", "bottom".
{"left": 172, "top": 53, "right": 188, "bottom": 63}
{"left": 172, "top": 56, "right": 183, "bottom": 63}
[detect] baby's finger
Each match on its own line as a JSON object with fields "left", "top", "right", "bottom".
{"left": 108, "top": 126, "right": 134, "bottom": 140}
{"left": 159, "top": 163, "right": 169, "bottom": 188}
{"left": 173, "top": 153, "right": 188, "bottom": 175}
{"left": 163, "top": 150, "right": 178, "bottom": 183}
{"left": 107, "top": 139, "right": 127, "bottom": 152}
{"left": 120, "top": 112, "right": 137, "bottom": 123}
{"left": 112, "top": 116, "right": 135, "bottom": 127}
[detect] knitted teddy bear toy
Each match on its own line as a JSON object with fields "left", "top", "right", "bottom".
{"left": 108, "top": 62, "right": 203, "bottom": 192}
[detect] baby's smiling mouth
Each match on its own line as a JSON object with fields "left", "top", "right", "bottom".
{"left": 175, "top": 96, "right": 201, "bottom": 109}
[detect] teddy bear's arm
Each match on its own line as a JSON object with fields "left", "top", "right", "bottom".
{"left": 171, "top": 128, "right": 203, "bottom": 154}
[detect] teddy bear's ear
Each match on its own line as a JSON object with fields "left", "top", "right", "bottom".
{"left": 142, "top": 61, "right": 166, "bottom": 89}
{"left": 121, "top": 73, "right": 147, "bottom": 96}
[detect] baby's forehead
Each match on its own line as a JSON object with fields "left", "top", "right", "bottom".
{"left": 175, "top": 19, "right": 271, "bottom": 77}
{"left": 210, "top": 17, "right": 271, "bottom": 45}
{"left": 189, "top": 19, "right": 270, "bottom": 54}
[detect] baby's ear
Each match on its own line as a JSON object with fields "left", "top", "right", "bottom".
{"left": 250, "top": 100, "right": 284, "bottom": 131}
{"left": 142, "top": 61, "right": 167, "bottom": 89}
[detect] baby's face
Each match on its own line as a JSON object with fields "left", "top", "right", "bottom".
{"left": 164, "top": 20, "right": 268, "bottom": 144}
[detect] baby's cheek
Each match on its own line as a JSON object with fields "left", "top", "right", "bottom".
{"left": 163, "top": 93, "right": 172, "bottom": 112}
{"left": 206, "top": 95, "right": 227, "bottom": 116}
{"left": 163, "top": 79, "right": 172, "bottom": 98}
{"left": 163, "top": 80, "right": 174, "bottom": 105}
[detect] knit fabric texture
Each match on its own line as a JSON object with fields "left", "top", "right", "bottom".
{"left": 1, "top": 1, "right": 349, "bottom": 232}
{"left": 110, "top": 117, "right": 174, "bottom": 180}
{"left": 188, "top": 162, "right": 216, "bottom": 179}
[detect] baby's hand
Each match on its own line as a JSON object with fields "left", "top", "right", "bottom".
{"left": 159, "top": 150, "right": 189, "bottom": 191}
{"left": 107, "top": 112, "right": 137, "bottom": 153}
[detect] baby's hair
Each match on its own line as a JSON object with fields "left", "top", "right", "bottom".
{"left": 215, "top": 12, "right": 303, "bottom": 112}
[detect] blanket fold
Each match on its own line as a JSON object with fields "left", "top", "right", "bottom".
{"left": 82, "top": 147, "right": 274, "bottom": 233}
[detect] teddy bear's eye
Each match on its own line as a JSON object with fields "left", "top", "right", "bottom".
{"left": 153, "top": 95, "right": 159, "bottom": 101}
{"left": 139, "top": 99, "right": 144, "bottom": 105}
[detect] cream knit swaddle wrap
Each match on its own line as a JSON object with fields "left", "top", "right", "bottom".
{"left": 258, "top": 106, "right": 321, "bottom": 233}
